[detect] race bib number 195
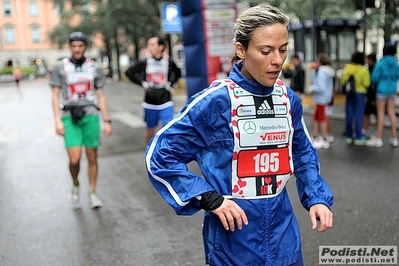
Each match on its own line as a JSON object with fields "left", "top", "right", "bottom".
{"left": 237, "top": 147, "right": 290, "bottom": 178}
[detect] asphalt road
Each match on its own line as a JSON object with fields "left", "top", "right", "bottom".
{"left": 0, "top": 79, "right": 398, "bottom": 266}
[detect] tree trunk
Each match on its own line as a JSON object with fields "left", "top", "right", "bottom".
{"left": 114, "top": 28, "right": 122, "bottom": 81}
{"left": 134, "top": 37, "right": 140, "bottom": 62}
{"left": 105, "top": 38, "right": 113, "bottom": 79}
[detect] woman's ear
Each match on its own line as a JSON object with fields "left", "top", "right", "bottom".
{"left": 235, "top": 42, "right": 245, "bottom": 60}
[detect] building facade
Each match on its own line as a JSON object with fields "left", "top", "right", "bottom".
{"left": 0, "top": 0, "right": 101, "bottom": 74}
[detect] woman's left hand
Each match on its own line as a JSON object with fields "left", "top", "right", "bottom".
{"left": 309, "top": 204, "right": 333, "bottom": 233}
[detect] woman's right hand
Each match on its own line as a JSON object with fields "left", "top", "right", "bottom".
{"left": 211, "top": 199, "right": 248, "bottom": 231}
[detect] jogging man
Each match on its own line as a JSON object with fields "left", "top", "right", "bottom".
{"left": 50, "top": 31, "right": 112, "bottom": 208}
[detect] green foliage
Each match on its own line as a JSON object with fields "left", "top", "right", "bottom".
{"left": 0, "top": 66, "right": 36, "bottom": 76}
{"left": 238, "top": 0, "right": 358, "bottom": 20}
{"left": 0, "top": 67, "right": 13, "bottom": 75}
{"left": 48, "top": 0, "right": 167, "bottom": 78}
{"left": 366, "top": 0, "right": 399, "bottom": 41}
{"left": 48, "top": 0, "right": 164, "bottom": 47}
{"left": 21, "top": 66, "right": 38, "bottom": 76}
{"left": 238, "top": 0, "right": 399, "bottom": 42}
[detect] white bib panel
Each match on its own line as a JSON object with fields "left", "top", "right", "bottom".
{"left": 226, "top": 79, "right": 294, "bottom": 199}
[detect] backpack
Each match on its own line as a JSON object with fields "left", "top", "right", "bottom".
{"left": 343, "top": 75, "right": 356, "bottom": 97}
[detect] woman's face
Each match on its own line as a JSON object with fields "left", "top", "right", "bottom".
{"left": 236, "top": 24, "right": 288, "bottom": 87}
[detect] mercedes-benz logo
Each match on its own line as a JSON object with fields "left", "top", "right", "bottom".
{"left": 243, "top": 121, "right": 256, "bottom": 134}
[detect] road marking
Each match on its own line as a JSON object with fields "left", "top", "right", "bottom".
{"left": 112, "top": 111, "right": 146, "bottom": 128}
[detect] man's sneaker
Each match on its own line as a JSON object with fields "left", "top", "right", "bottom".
{"left": 69, "top": 185, "right": 79, "bottom": 204}
{"left": 390, "top": 138, "right": 398, "bottom": 148}
{"left": 88, "top": 192, "right": 103, "bottom": 209}
{"left": 345, "top": 138, "right": 353, "bottom": 144}
{"left": 313, "top": 139, "right": 330, "bottom": 149}
{"left": 366, "top": 137, "right": 383, "bottom": 148}
{"left": 353, "top": 137, "right": 367, "bottom": 146}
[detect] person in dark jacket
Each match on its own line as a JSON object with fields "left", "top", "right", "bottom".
{"left": 125, "top": 36, "right": 181, "bottom": 143}
{"left": 283, "top": 54, "right": 305, "bottom": 100}
{"left": 362, "top": 53, "right": 377, "bottom": 138}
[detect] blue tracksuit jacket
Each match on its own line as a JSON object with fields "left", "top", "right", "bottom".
{"left": 145, "top": 61, "right": 333, "bottom": 266}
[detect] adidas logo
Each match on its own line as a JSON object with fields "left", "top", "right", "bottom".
{"left": 257, "top": 100, "right": 274, "bottom": 115}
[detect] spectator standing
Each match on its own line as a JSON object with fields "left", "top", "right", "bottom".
{"left": 310, "top": 53, "right": 335, "bottom": 149}
{"left": 283, "top": 54, "right": 305, "bottom": 100}
{"left": 145, "top": 4, "right": 333, "bottom": 266}
{"left": 366, "top": 43, "right": 399, "bottom": 148}
{"left": 341, "top": 52, "right": 370, "bottom": 145}
{"left": 50, "top": 31, "right": 112, "bottom": 208}
{"left": 362, "top": 53, "right": 377, "bottom": 138}
{"left": 125, "top": 36, "right": 181, "bottom": 144}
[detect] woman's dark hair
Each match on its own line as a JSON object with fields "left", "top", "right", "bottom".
{"left": 69, "top": 31, "right": 87, "bottom": 44}
{"left": 351, "top": 52, "right": 365, "bottom": 65}
{"left": 366, "top": 53, "right": 377, "bottom": 63}
{"left": 148, "top": 36, "right": 165, "bottom": 46}
{"left": 317, "top": 53, "right": 332, "bottom": 66}
{"left": 156, "top": 36, "right": 165, "bottom": 46}
{"left": 383, "top": 43, "right": 396, "bottom": 56}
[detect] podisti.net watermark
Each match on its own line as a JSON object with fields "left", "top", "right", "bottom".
{"left": 319, "top": 246, "right": 397, "bottom": 264}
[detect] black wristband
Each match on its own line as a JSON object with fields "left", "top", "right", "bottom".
{"left": 200, "top": 191, "right": 224, "bottom": 211}
{"left": 104, "top": 119, "right": 112, "bottom": 123}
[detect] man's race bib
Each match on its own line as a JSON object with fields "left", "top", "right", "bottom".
{"left": 146, "top": 57, "right": 169, "bottom": 88}
{"left": 64, "top": 58, "right": 95, "bottom": 101}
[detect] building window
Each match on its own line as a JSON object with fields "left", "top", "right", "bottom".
{"left": 30, "top": 25, "right": 41, "bottom": 43}
{"left": 28, "top": 1, "right": 39, "bottom": 17}
{"left": 338, "top": 32, "right": 355, "bottom": 61}
{"left": 4, "top": 26, "right": 15, "bottom": 44}
{"left": 3, "top": 1, "right": 12, "bottom": 16}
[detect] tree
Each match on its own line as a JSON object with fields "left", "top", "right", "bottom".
{"left": 369, "top": 0, "right": 399, "bottom": 43}
{"left": 239, "top": 0, "right": 399, "bottom": 44}
{"left": 239, "top": 0, "right": 359, "bottom": 21}
{"left": 48, "top": 0, "right": 165, "bottom": 80}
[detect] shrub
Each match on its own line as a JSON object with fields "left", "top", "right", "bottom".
{"left": 0, "top": 67, "right": 13, "bottom": 75}
{"left": 21, "top": 66, "right": 37, "bottom": 76}
{"left": 0, "top": 66, "right": 37, "bottom": 76}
